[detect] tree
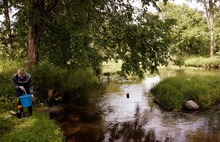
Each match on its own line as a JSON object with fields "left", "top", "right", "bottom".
{"left": 6, "top": 0, "right": 171, "bottom": 77}
{"left": 195, "top": 0, "right": 219, "bottom": 58}
{"left": 1, "top": 0, "right": 12, "bottom": 54}
{"left": 94, "top": 12, "right": 174, "bottom": 77}
{"left": 26, "top": 0, "right": 58, "bottom": 69}
{"left": 158, "top": 2, "right": 209, "bottom": 61}
{"left": 9, "top": 0, "right": 59, "bottom": 68}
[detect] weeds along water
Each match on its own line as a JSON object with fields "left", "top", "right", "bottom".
{"left": 153, "top": 69, "right": 220, "bottom": 111}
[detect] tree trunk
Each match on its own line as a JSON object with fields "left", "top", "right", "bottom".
{"left": 203, "top": 0, "right": 216, "bottom": 58}
{"left": 26, "top": 0, "right": 58, "bottom": 69}
{"left": 210, "top": 21, "right": 214, "bottom": 58}
{"left": 207, "top": 8, "right": 215, "bottom": 58}
{"left": 27, "top": 24, "right": 39, "bottom": 69}
{"left": 2, "top": 0, "right": 12, "bottom": 53}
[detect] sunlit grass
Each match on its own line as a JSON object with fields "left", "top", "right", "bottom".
{"left": 184, "top": 56, "right": 220, "bottom": 68}
{"left": 0, "top": 112, "right": 64, "bottom": 142}
{"left": 101, "top": 60, "right": 122, "bottom": 74}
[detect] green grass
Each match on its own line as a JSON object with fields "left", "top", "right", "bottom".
{"left": 184, "top": 56, "right": 220, "bottom": 68}
{"left": 0, "top": 58, "right": 67, "bottom": 141}
{"left": 150, "top": 75, "right": 220, "bottom": 111}
{"left": 0, "top": 111, "right": 64, "bottom": 142}
{"left": 0, "top": 57, "right": 101, "bottom": 142}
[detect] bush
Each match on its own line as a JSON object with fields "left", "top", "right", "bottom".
{"left": 30, "top": 62, "right": 99, "bottom": 103}
{"left": 0, "top": 58, "right": 99, "bottom": 106}
{"left": 0, "top": 58, "right": 25, "bottom": 108}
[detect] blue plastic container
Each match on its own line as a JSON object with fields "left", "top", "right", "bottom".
{"left": 19, "top": 94, "right": 32, "bottom": 107}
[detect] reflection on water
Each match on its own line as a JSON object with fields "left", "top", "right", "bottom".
{"left": 104, "top": 105, "right": 156, "bottom": 142}
{"left": 54, "top": 71, "right": 220, "bottom": 142}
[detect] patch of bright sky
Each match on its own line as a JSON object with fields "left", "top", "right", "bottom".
{"left": 172, "top": 0, "right": 203, "bottom": 10}
{"left": 0, "top": 7, "right": 17, "bottom": 22}
{"left": 132, "top": 0, "right": 203, "bottom": 12}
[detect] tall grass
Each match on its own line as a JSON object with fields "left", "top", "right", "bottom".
{"left": 150, "top": 75, "right": 220, "bottom": 111}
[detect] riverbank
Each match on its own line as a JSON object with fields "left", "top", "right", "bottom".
{"left": 0, "top": 107, "right": 65, "bottom": 142}
{"left": 1, "top": 57, "right": 220, "bottom": 141}
{"left": 150, "top": 74, "right": 220, "bottom": 111}
{"left": 184, "top": 56, "right": 220, "bottom": 69}
{"left": 0, "top": 58, "right": 99, "bottom": 142}
{"left": 52, "top": 75, "right": 220, "bottom": 142}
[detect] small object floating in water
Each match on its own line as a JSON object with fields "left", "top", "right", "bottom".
{"left": 126, "top": 93, "right": 129, "bottom": 98}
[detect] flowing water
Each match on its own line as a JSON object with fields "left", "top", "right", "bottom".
{"left": 53, "top": 69, "right": 220, "bottom": 142}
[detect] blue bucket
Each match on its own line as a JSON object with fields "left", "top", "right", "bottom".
{"left": 19, "top": 94, "right": 32, "bottom": 107}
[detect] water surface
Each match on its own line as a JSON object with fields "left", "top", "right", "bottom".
{"left": 53, "top": 69, "right": 220, "bottom": 142}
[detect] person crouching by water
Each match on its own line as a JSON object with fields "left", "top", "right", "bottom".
{"left": 12, "top": 68, "right": 34, "bottom": 118}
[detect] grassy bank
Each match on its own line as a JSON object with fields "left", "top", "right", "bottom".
{"left": 150, "top": 75, "right": 220, "bottom": 111}
{"left": 0, "top": 57, "right": 101, "bottom": 142}
{"left": 184, "top": 56, "right": 220, "bottom": 68}
{"left": 0, "top": 111, "right": 64, "bottom": 142}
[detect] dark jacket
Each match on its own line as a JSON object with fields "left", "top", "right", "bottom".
{"left": 12, "top": 73, "right": 34, "bottom": 96}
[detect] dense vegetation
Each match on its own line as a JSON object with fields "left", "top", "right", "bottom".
{"left": 0, "top": 0, "right": 172, "bottom": 77}
{"left": 150, "top": 74, "right": 220, "bottom": 111}
{"left": 1, "top": 0, "right": 220, "bottom": 140}
{"left": 0, "top": 58, "right": 99, "bottom": 142}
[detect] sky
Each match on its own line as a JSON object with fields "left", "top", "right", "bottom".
{"left": 172, "top": 0, "right": 203, "bottom": 10}
{"left": 132, "top": 0, "right": 203, "bottom": 12}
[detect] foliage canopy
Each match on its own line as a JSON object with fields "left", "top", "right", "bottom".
{"left": 0, "top": 0, "right": 173, "bottom": 77}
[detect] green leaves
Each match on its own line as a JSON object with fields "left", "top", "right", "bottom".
{"left": 95, "top": 12, "right": 174, "bottom": 77}
{"left": 158, "top": 2, "right": 209, "bottom": 58}
{"left": 2, "top": 0, "right": 175, "bottom": 77}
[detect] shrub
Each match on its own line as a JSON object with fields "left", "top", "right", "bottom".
{"left": 0, "top": 58, "right": 99, "bottom": 105}
{"left": 0, "top": 58, "right": 24, "bottom": 108}
{"left": 30, "top": 62, "right": 99, "bottom": 103}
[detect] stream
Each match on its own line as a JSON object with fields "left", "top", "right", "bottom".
{"left": 53, "top": 69, "right": 220, "bottom": 142}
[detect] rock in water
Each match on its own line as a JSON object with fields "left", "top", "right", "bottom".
{"left": 185, "top": 100, "right": 199, "bottom": 110}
